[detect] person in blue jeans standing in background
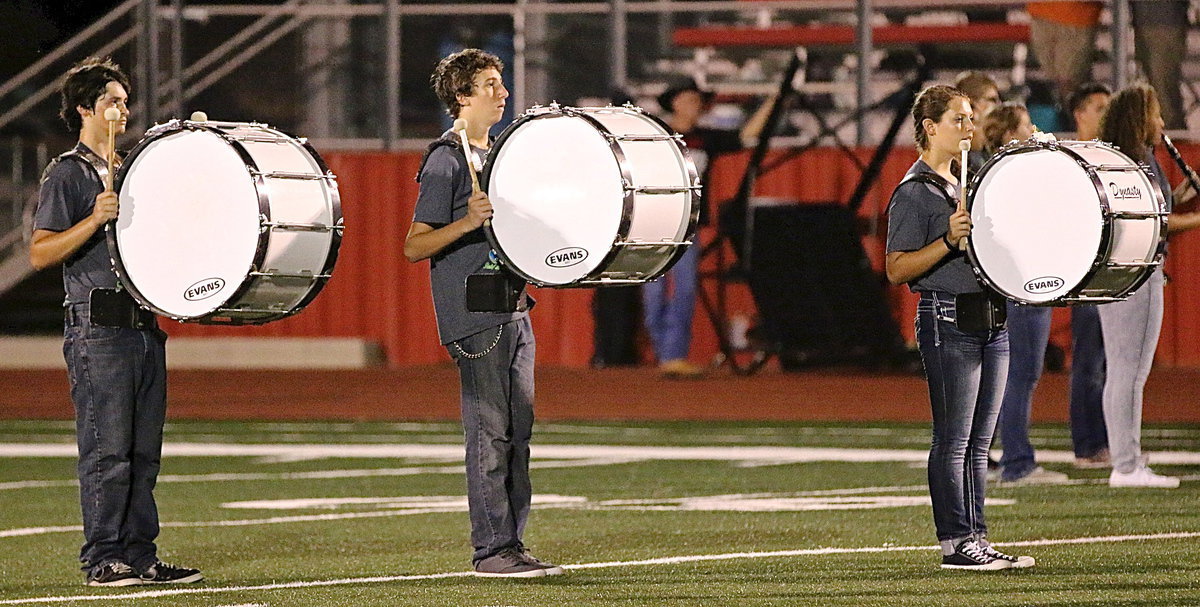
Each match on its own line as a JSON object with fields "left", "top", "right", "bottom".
{"left": 981, "top": 103, "right": 1070, "bottom": 486}
{"left": 886, "top": 84, "right": 1034, "bottom": 571}
{"left": 405, "top": 48, "right": 563, "bottom": 577}
{"left": 646, "top": 80, "right": 771, "bottom": 378}
{"left": 30, "top": 57, "right": 202, "bottom": 588}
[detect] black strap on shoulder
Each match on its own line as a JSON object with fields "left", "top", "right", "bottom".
{"left": 896, "top": 171, "right": 958, "bottom": 208}
{"left": 415, "top": 130, "right": 464, "bottom": 183}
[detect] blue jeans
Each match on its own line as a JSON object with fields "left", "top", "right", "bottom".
{"left": 916, "top": 292, "right": 1009, "bottom": 543}
{"left": 998, "top": 303, "right": 1109, "bottom": 479}
{"left": 642, "top": 243, "right": 698, "bottom": 362}
{"left": 64, "top": 303, "right": 168, "bottom": 573}
{"left": 448, "top": 316, "right": 535, "bottom": 564}
{"left": 996, "top": 303, "right": 1050, "bottom": 480}
{"left": 1068, "top": 305, "right": 1107, "bottom": 458}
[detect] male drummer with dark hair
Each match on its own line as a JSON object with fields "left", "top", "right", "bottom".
{"left": 404, "top": 48, "right": 563, "bottom": 578}
{"left": 29, "top": 57, "right": 202, "bottom": 587}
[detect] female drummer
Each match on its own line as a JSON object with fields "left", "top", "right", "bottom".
{"left": 1096, "top": 84, "right": 1200, "bottom": 488}
{"left": 885, "top": 85, "right": 1033, "bottom": 570}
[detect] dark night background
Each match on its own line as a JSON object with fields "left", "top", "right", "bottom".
{"left": 0, "top": 1, "right": 126, "bottom": 80}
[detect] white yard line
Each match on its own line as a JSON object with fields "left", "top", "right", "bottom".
{"left": 2, "top": 531, "right": 1198, "bottom": 605}
{"left": 4, "top": 442, "right": 1200, "bottom": 465}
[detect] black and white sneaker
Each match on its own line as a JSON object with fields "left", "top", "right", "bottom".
{"left": 940, "top": 539, "right": 1011, "bottom": 571}
{"left": 981, "top": 544, "right": 1035, "bottom": 569}
{"left": 518, "top": 548, "right": 565, "bottom": 576}
{"left": 139, "top": 560, "right": 203, "bottom": 584}
{"left": 86, "top": 561, "right": 143, "bottom": 587}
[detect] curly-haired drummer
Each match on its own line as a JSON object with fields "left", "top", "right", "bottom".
{"left": 404, "top": 48, "right": 563, "bottom": 577}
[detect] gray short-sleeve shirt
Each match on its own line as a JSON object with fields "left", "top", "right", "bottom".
{"left": 33, "top": 144, "right": 118, "bottom": 305}
{"left": 886, "top": 159, "right": 983, "bottom": 294}
{"left": 413, "top": 134, "right": 526, "bottom": 345}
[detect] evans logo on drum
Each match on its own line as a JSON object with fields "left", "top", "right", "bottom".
{"left": 545, "top": 247, "right": 588, "bottom": 268}
{"left": 1024, "top": 276, "right": 1065, "bottom": 294}
{"left": 1109, "top": 182, "right": 1143, "bottom": 200}
{"left": 184, "top": 278, "right": 225, "bottom": 301}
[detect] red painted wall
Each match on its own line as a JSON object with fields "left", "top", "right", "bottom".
{"left": 164, "top": 143, "right": 1200, "bottom": 369}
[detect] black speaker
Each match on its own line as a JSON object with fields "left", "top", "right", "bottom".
{"left": 743, "top": 203, "right": 905, "bottom": 369}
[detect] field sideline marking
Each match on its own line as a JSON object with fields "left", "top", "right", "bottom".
{"left": 4, "top": 442, "right": 1200, "bottom": 465}
{"left": 2, "top": 531, "right": 1198, "bottom": 605}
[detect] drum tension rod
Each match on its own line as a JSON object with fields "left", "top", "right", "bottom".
{"left": 608, "top": 134, "right": 681, "bottom": 142}
{"left": 1109, "top": 211, "right": 1168, "bottom": 220}
{"left": 627, "top": 186, "right": 702, "bottom": 195}
{"left": 262, "top": 221, "right": 344, "bottom": 233}
{"left": 1105, "top": 260, "right": 1159, "bottom": 268}
{"left": 615, "top": 240, "right": 693, "bottom": 247}
{"left": 579, "top": 278, "right": 649, "bottom": 286}
{"left": 249, "top": 271, "right": 333, "bottom": 279}
{"left": 250, "top": 169, "right": 336, "bottom": 181}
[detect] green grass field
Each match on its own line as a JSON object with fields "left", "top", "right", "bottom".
{"left": 1, "top": 420, "right": 1199, "bottom": 606}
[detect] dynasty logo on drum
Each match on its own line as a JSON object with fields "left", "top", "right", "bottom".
{"left": 184, "top": 277, "right": 226, "bottom": 301}
{"left": 1109, "top": 182, "right": 1144, "bottom": 200}
{"left": 1024, "top": 276, "right": 1065, "bottom": 295}
{"left": 545, "top": 247, "right": 588, "bottom": 268}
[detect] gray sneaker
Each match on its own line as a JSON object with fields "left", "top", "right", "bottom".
{"left": 474, "top": 548, "right": 548, "bottom": 578}
{"left": 518, "top": 548, "right": 565, "bottom": 576}
{"left": 999, "top": 466, "right": 1069, "bottom": 486}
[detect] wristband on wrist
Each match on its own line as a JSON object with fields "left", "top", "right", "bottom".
{"left": 941, "top": 233, "right": 954, "bottom": 250}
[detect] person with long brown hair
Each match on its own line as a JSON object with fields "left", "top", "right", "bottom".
{"left": 886, "top": 85, "right": 1034, "bottom": 571}
{"left": 1095, "top": 83, "right": 1200, "bottom": 487}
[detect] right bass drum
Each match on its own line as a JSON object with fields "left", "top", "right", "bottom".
{"left": 967, "top": 139, "right": 1168, "bottom": 305}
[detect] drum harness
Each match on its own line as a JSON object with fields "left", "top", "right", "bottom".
{"left": 43, "top": 147, "right": 157, "bottom": 330}
{"left": 418, "top": 132, "right": 509, "bottom": 360}
{"left": 894, "top": 170, "right": 1006, "bottom": 332}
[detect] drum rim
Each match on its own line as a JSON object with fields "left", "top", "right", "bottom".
{"left": 964, "top": 139, "right": 1160, "bottom": 305}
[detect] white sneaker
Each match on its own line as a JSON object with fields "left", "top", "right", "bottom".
{"left": 1109, "top": 465, "right": 1180, "bottom": 488}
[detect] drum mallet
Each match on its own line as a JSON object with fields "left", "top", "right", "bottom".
{"left": 957, "top": 139, "right": 970, "bottom": 251}
{"left": 190, "top": 110, "right": 208, "bottom": 122}
{"left": 103, "top": 106, "right": 121, "bottom": 192}
{"left": 454, "top": 118, "right": 490, "bottom": 227}
{"left": 453, "top": 118, "right": 483, "bottom": 195}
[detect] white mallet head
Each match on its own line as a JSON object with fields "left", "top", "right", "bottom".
{"left": 190, "top": 111, "right": 208, "bottom": 122}
{"left": 958, "top": 139, "right": 971, "bottom": 153}
{"left": 103, "top": 107, "right": 121, "bottom": 121}
{"left": 453, "top": 118, "right": 467, "bottom": 132}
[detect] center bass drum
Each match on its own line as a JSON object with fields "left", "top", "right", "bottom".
{"left": 111, "top": 119, "right": 342, "bottom": 324}
{"left": 482, "top": 104, "right": 700, "bottom": 287}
